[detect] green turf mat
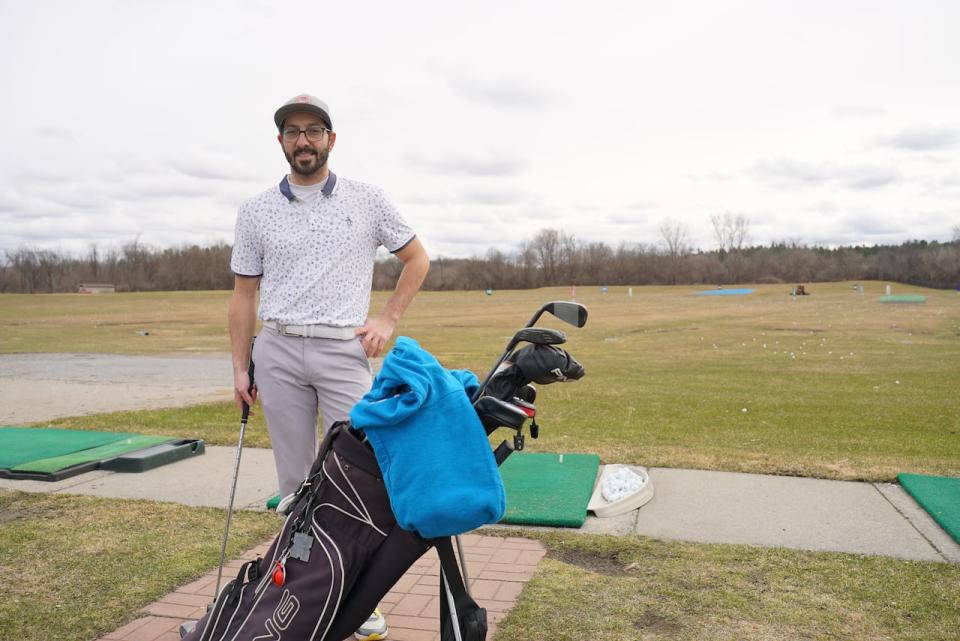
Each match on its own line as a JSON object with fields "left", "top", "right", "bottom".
{"left": 498, "top": 452, "right": 600, "bottom": 527}
{"left": 0, "top": 427, "right": 140, "bottom": 469}
{"left": 12, "top": 435, "right": 175, "bottom": 473}
{"left": 898, "top": 473, "right": 960, "bottom": 544}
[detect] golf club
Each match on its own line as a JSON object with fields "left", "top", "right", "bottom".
{"left": 525, "top": 300, "right": 589, "bottom": 329}
{"left": 460, "top": 301, "right": 588, "bottom": 592}
{"left": 472, "top": 306, "right": 584, "bottom": 403}
{"left": 213, "top": 343, "right": 256, "bottom": 600}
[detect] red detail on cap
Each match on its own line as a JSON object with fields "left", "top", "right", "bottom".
{"left": 295, "top": 95, "right": 310, "bottom": 103}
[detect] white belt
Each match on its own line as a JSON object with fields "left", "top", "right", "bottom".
{"left": 263, "top": 320, "right": 357, "bottom": 340}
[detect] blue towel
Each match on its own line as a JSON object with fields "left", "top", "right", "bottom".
{"left": 349, "top": 336, "right": 505, "bottom": 538}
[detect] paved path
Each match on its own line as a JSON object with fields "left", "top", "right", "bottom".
{"left": 5, "top": 447, "right": 957, "bottom": 564}
{"left": 97, "top": 534, "right": 544, "bottom": 641}
{"left": 0, "top": 353, "right": 233, "bottom": 423}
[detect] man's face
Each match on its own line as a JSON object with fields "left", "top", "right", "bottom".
{"left": 280, "top": 111, "right": 334, "bottom": 177}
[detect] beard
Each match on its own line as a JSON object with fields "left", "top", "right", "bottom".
{"left": 285, "top": 143, "right": 330, "bottom": 177}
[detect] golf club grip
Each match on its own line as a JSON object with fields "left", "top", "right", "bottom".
{"left": 241, "top": 345, "right": 256, "bottom": 421}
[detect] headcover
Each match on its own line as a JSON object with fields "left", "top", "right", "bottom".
{"left": 512, "top": 344, "right": 585, "bottom": 384}
{"left": 484, "top": 344, "right": 584, "bottom": 400}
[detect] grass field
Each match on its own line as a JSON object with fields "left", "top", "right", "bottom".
{"left": 2, "top": 281, "right": 959, "bottom": 641}
{"left": 0, "top": 489, "right": 278, "bottom": 641}
{"left": 501, "top": 529, "right": 960, "bottom": 641}
{"left": 11, "top": 281, "right": 959, "bottom": 481}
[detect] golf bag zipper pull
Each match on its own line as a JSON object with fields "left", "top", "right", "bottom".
{"left": 272, "top": 557, "right": 287, "bottom": 587}
{"left": 513, "top": 431, "right": 525, "bottom": 451}
{"left": 529, "top": 417, "right": 539, "bottom": 439}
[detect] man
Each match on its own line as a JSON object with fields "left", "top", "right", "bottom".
{"left": 228, "top": 94, "right": 429, "bottom": 641}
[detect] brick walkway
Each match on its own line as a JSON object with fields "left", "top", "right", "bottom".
{"left": 99, "top": 533, "right": 545, "bottom": 641}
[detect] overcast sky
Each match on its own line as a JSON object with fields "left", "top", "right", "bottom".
{"left": 1, "top": 0, "right": 958, "bottom": 259}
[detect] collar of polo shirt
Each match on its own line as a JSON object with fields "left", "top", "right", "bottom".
{"left": 280, "top": 172, "right": 338, "bottom": 201}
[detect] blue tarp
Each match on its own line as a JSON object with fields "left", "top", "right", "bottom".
{"left": 695, "top": 288, "right": 754, "bottom": 296}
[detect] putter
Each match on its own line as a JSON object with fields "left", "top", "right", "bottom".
{"left": 214, "top": 345, "right": 256, "bottom": 600}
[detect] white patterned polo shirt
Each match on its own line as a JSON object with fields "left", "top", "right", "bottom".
{"left": 230, "top": 172, "right": 416, "bottom": 326}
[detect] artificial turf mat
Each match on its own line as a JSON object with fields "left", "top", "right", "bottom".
{"left": 0, "top": 426, "right": 142, "bottom": 469}
{"left": 12, "top": 435, "right": 173, "bottom": 473}
{"left": 498, "top": 452, "right": 600, "bottom": 527}
{"left": 898, "top": 473, "right": 960, "bottom": 544}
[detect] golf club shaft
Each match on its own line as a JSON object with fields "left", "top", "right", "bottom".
{"left": 454, "top": 534, "right": 471, "bottom": 596}
{"left": 214, "top": 349, "right": 255, "bottom": 599}
{"left": 214, "top": 413, "right": 247, "bottom": 598}
{"left": 471, "top": 338, "right": 518, "bottom": 403}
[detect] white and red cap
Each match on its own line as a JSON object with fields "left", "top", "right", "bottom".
{"left": 274, "top": 94, "right": 332, "bottom": 130}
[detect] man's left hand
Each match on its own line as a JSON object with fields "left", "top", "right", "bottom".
{"left": 355, "top": 317, "right": 396, "bottom": 357}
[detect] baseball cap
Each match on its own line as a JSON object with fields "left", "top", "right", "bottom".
{"left": 274, "top": 94, "right": 332, "bottom": 130}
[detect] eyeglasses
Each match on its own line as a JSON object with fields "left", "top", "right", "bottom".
{"left": 282, "top": 125, "right": 330, "bottom": 142}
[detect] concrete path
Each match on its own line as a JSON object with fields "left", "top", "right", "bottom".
{"left": 0, "top": 353, "right": 233, "bottom": 423}
{"left": 3, "top": 445, "right": 957, "bottom": 563}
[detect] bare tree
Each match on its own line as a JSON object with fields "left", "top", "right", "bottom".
{"left": 87, "top": 244, "right": 100, "bottom": 281}
{"left": 658, "top": 218, "right": 690, "bottom": 285}
{"left": 528, "top": 229, "right": 563, "bottom": 284}
{"left": 710, "top": 212, "right": 751, "bottom": 253}
{"left": 952, "top": 223, "right": 960, "bottom": 243}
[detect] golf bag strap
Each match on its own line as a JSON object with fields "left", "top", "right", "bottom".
{"left": 436, "top": 537, "right": 488, "bottom": 641}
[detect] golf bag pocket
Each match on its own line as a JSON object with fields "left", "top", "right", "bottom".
{"left": 183, "top": 424, "right": 398, "bottom": 641}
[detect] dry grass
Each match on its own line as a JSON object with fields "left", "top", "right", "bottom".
{"left": 18, "top": 280, "right": 960, "bottom": 481}
{"left": 496, "top": 529, "right": 960, "bottom": 641}
{"left": 0, "top": 489, "right": 278, "bottom": 641}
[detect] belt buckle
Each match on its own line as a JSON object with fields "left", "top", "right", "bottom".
{"left": 277, "top": 323, "right": 294, "bottom": 337}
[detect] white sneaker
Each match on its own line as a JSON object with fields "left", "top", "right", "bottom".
{"left": 354, "top": 608, "right": 388, "bottom": 640}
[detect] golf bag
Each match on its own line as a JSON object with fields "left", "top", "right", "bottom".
{"left": 182, "top": 421, "right": 485, "bottom": 641}
{"left": 184, "top": 309, "right": 586, "bottom": 641}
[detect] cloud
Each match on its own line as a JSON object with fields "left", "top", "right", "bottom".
{"left": 842, "top": 165, "right": 900, "bottom": 190}
{"left": 34, "top": 126, "right": 76, "bottom": 140}
{"left": 918, "top": 171, "right": 960, "bottom": 199}
{"left": 405, "top": 151, "right": 529, "bottom": 177}
{"left": 167, "top": 151, "right": 261, "bottom": 182}
{"left": 878, "top": 125, "right": 960, "bottom": 151}
{"left": 623, "top": 200, "right": 658, "bottom": 211}
{"left": 427, "top": 62, "right": 559, "bottom": 109}
{"left": 603, "top": 211, "right": 649, "bottom": 225}
{"left": 833, "top": 105, "right": 886, "bottom": 118}
{"left": 842, "top": 211, "right": 902, "bottom": 235}
{"left": 750, "top": 157, "right": 899, "bottom": 190}
{"left": 457, "top": 185, "right": 539, "bottom": 207}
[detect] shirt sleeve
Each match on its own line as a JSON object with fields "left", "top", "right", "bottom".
{"left": 230, "top": 202, "right": 263, "bottom": 276}
{"left": 374, "top": 188, "right": 416, "bottom": 253}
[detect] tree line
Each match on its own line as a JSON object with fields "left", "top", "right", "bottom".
{"left": 3, "top": 225, "right": 960, "bottom": 294}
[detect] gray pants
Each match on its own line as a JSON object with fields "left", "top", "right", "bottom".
{"left": 252, "top": 327, "right": 373, "bottom": 497}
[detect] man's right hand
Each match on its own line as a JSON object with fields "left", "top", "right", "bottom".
{"left": 234, "top": 369, "right": 258, "bottom": 413}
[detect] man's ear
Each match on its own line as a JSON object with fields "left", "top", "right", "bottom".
{"left": 328, "top": 131, "right": 337, "bottom": 150}
{"left": 277, "top": 134, "right": 283, "bottom": 143}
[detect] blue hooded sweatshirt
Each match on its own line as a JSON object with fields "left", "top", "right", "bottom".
{"left": 349, "top": 336, "right": 506, "bottom": 538}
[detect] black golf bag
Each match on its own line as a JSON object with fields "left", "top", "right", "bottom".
{"left": 184, "top": 341, "right": 583, "bottom": 641}
{"left": 183, "top": 419, "right": 485, "bottom": 641}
